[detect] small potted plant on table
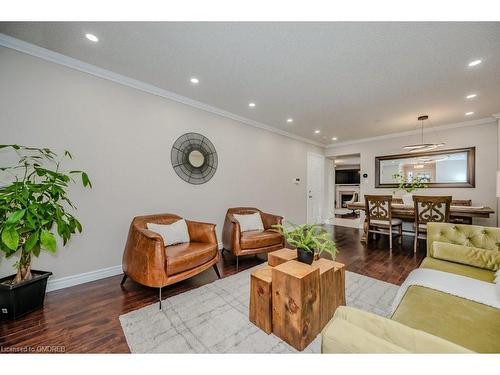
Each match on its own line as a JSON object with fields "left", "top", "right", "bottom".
{"left": 392, "top": 173, "right": 427, "bottom": 206}
{"left": 273, "top": 222, "right": 338, "bottom": 264}
{"left": 0, "top": 145, "right": 91, "bottom": 320}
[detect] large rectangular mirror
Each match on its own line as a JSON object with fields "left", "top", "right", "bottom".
{"left": 375, "top": 147, "right": 475, "bottom": 188}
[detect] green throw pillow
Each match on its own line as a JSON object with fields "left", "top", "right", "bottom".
{"left": 432, "top": 241, "right": 500, "bottom": 271}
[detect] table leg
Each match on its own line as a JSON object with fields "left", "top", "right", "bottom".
{"left": 361, "top": 218, "right": 368, "bottom": 243}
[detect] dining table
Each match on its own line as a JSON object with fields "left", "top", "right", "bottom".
{"left": 346, "top": 201, "right": 495, "bottom": 242}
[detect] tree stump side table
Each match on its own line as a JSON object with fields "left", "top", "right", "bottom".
{"left": 249, "top": 265, "right": 273, "bottom": 334}
{"left": 271, "top": 260, "right": 320, "bottom": 351}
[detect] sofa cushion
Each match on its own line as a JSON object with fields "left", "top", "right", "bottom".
{"left": 427, "top": 222, "right": 500, "bottom": 257}
{"left": 391, "top": 285, "right": 500, "bottom": 353}
{"left": 165, "top": 242, "right": 217, "bottom": 275}
{"left": 240, "top": 230, "right": 282, "bottom": 250}
{"left": 432, "top": 241, "right": 500, "bottom": 271}
{"left": 420, "top": 257, "right": 495, "bottom": 282}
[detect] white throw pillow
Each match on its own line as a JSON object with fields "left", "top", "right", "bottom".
{"left": 147, "top": 219, "right": 190, "bottom": 246}
{"left": 233, "top": 212, "right": 264, "bottom": 232}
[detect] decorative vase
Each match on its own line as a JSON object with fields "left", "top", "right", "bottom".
{"left": 402, "top": 192, "right": 413, "bottom": 206}
{"left": 297, "top": 248, "right": 314, "bottom": 265}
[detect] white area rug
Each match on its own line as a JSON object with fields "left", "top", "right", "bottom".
{"left": 119, "top": 265, "right": 398, "bottom": 353}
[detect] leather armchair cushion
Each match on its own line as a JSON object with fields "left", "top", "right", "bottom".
{"left": 166, "top": 242, "right": 218, "bottom": 275}
{"left": 432, "top": 241, "right": 500, "bottom": 271}
{"left": 240, "top": 230, "right": 283, "bottom": 250}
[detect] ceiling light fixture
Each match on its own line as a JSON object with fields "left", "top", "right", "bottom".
{"left": 466, "top": 94, "right": 477, "bottom": 99}
{"left": 85, "top": 33, "right": 99, "bottom": 42}
{"left": 403, "top": 115, "right": 444, "bottom": 153}
{"left": 468, "top": 59, "right": 482, "bottom": 67}
{"left": 465, "top": 111, "right": 474, "bottom": 116}
{"left": 286, "top": 118, "right": 293, "bottom": 123}
{"left": 314, "top": 130, "right": 320, "bottom": 134}
{"left": 248, "top": 102, "right": 256, "bottom": 108}
{"left": 190, "top": 77, "right": 199, "bottom": 84}
{"left": 331, "top": 137, "right": 338, "bottom": 141}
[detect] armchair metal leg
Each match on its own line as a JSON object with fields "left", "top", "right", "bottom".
{"left": 120, "top": 274, "right": 127, "bottom": 286}
{"left": 236, "top": 256, "right": 239, "bottom": 272}
{"left": 414, "top": 234, "right": 418, "bottom": 254}
{"left": 159, "top": 287, "right": 162, "bottom": 310}
{"left": 213, "top": 264, "right": 221, "bottom": 279}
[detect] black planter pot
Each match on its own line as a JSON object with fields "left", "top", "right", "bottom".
{"left": 297, "top": 248, "right": 314, "bottom": 265}
{"left": 0, "top": 270, "right": 52, "bottom": 320}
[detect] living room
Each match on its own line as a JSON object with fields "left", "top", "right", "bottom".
{"left": 1, "top": 1, "right": 500, "bottom": 372}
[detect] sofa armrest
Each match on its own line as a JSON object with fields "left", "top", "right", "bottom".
{"left": 261, "top": 212, "right": 283, "bottom": 230}
{"left": 321, "top": 306, "right": 473, "bottom": 353}
{"left": 186, "top": 220, "right": 218, "bottom": 244}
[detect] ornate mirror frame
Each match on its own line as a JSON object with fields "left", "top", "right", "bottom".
{"left": 375, "top": 147, "right": 475, "bottom": 188}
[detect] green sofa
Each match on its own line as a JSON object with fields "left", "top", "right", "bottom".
{"left": 322, "top": 222, "right": 500, "bottom": 353}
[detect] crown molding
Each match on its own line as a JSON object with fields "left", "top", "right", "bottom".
{"left": 0, "top": 33, "right": 326, "bottom": 148}
{"left": 326, "top": 116, "right": 497, "bottom": 149}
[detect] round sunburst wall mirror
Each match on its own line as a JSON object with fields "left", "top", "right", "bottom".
{"left": 170, "top": 133, "right": 218, "bottom": 184}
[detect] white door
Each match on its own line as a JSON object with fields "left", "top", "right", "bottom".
{"left": 307, "top": 152, "right": 325, "bottom": 224}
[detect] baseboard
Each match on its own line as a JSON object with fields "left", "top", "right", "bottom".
{"left": 46, "top": 244, "right": 225, "bottom": 292}
{"left": 46, "top": 265, "right": 123, "bottom": 292}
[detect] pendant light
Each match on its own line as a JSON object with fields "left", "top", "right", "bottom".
{"left": 403, "top": 115, "right": 444, "bottom": 153}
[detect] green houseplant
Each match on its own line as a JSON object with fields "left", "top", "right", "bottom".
{"left": 273, "top": 222, "right": 337, "bottom": 264}
{"left": 0, "top": 144, "right": 90, "bottom": 319}
{"left": 392, "top": 172, "right": 427, "bottom": 206}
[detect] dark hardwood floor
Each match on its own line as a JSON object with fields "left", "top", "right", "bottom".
{"left": 0, "top": 225, "right": 426, "bottom": 353}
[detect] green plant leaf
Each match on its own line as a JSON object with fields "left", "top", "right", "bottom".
{"left": 6, "top": 209, "right": 26, "bottom": 225}
{"left": 24, "top": 230, "right": 39, "bottom": 251}
{"left": 81, "top": 172, "right": 92, "bottom": 188}
{"left": 1, "top": 227, "right": 20, "bottom": 251}
{"left": 40, "top": 229, "right": 57, "bottom": 253}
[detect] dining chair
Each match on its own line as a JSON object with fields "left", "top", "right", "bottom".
{"left": 346, "top": 192, "right": 359, "bottom": 214}
{"left": 413, "top": 195, "right": 452, "bottom": 253}
{"left": 364, "top": 195, "right": 403, "bottom": 250}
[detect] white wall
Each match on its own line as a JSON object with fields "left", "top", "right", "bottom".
{"left": 0, "top": 47, "right": 323, "bottom": 280}
{"left": 326, "top": 121, "right": 498, "bottom": 227}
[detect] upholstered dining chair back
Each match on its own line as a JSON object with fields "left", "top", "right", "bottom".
{"left": 365, "top": 195, "right": 393, "bottom": 225}
{"left": 413, "top": 196, "right": 452, "bottom": 225}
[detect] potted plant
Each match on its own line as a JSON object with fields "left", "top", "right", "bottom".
{"left": 273, "top": 222, "right": 338, "bottom": 264}
{"left": 392, "top": 173, "right": 427, "bottom": 206}
{"left": 0, "top": 145, "right": 91, "bottom": 320}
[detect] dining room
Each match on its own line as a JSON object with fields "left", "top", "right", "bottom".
{"left": 325, "top": 116, "right": 498, "bottom": 251}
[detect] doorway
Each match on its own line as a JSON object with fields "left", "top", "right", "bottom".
{"left": 306, "top": 152, "right": 325, "bottom": 224}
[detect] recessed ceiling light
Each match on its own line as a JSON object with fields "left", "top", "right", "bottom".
{"left": 465, "top": 111, "right": 474, "bottom": 116}
{"left": 286, "top": 118, "right": 293, "bottom": 123}
{"left": 85, "top": 33, "right": 99, "bottom": 42}
{"left": 466, "top": 94, "right": 477, "bottom": 99}
{"left": 314, "top": 130, "right": 320, "bottom": 134}
{"left": 331, "top": 137, "right": 338, "bottom": 141}
{"left": 190, "top": 77, "right": 199, "bottom": 84}
{"left": 248, "top": 102, "right": 256, "bottom": 108}
{"left": 468, "top": 59, "right": 482, "bottom": 67}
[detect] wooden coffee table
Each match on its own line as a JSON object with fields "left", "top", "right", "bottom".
{"left": 249, "top": 248, "right": 346, "bottom": 351}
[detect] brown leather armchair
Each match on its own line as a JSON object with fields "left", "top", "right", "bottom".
{"left": 222, "top": 207, "right": 284, "bottom": 270}
{"left": 121, "top": 213, "right": 220, "bottom": 308}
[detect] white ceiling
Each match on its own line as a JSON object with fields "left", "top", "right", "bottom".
{"left": 1, "top": 22, "right": 500, "bottom": 146}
